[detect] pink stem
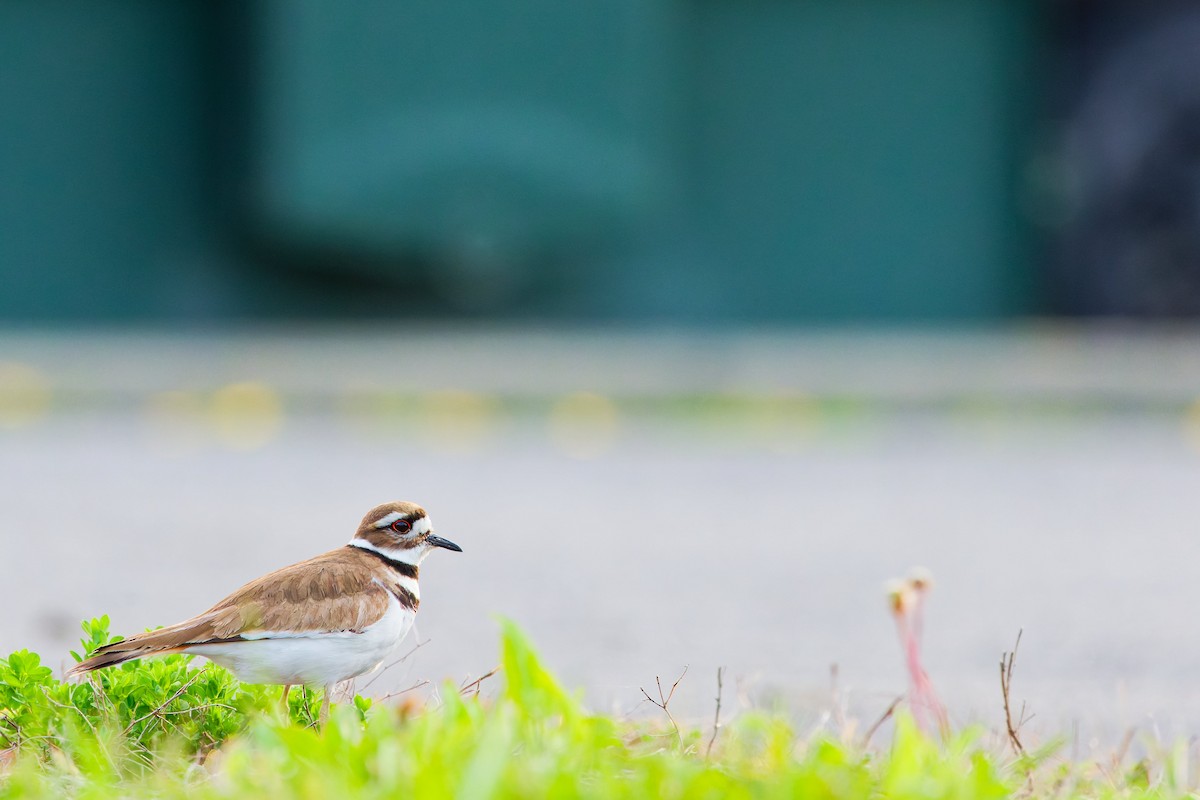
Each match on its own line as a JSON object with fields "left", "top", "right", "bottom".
{"left": 893, "top": 602, "right": 948, "bottom": 736}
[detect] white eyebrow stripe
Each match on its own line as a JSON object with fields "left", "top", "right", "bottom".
{"left": 374, "top": 511, "right": 405, "bottom": 528}
{"left": 374, "top": 512, "right": 431, "bottom": 533}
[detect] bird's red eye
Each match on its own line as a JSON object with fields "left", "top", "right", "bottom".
{"left": 390, "top": 519, "right": 412, "bottom": 534}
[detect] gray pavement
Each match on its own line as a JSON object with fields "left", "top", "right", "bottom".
{"left": 2, "top": 327, "right": 1200, "bottom": 744}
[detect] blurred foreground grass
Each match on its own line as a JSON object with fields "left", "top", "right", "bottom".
{"left": 1, "top": 618, "right": 1190, "bottom": 798}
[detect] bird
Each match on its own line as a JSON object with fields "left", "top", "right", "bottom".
{"left": 68, "top": 501, "right": 461, "bottom": 721}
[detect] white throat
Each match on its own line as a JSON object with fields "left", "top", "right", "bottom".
{"left": 349, "top": 537, "right": 426, "bottom": 566}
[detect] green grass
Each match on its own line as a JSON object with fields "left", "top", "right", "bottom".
{"left": 0, "top": 618, "right": 1188, "bottom": 798}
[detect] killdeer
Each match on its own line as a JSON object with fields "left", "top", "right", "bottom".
{"left": 68, "top": 501, "right": 461, "bottom": 720}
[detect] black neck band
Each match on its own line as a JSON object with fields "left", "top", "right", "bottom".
{"left": 349, "top": 544, "right": 419, "bottom": 579}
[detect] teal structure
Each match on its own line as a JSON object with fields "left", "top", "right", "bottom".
{"left": 0, "top": 1, "right": 1039, "bottom": 322}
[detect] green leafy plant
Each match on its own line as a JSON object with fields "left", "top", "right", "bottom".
{"left": 0, "top": 616, "right": 353, "bottom": 768}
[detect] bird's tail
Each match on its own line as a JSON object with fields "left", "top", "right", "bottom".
{"left": 66, "top": 616, "right": 216, "bottom": 678}
{"left": 67, "top": 646, "right": 156, "bottom": 675}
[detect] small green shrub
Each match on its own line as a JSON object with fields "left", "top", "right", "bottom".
{"left": 0, "top": 616, "right": 350, "bottom": 766}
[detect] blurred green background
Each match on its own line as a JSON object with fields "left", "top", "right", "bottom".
{"left": 0, "top": 0, "right": 1042, "bottom": 323}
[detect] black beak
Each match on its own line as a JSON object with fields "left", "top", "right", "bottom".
{"left": 427, "top": 534, "right": 463, "bottom": 553}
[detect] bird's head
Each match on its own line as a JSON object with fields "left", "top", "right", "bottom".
{"left": 351, "top": 501, "right": 462, "bottom": 566}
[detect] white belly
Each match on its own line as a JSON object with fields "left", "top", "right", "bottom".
{"left": 187, "top": 595, "right": 415, "bottom": 686}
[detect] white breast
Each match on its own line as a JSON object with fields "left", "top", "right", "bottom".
{"left": 187, "top": 593, "right": 415, "bottom": 687}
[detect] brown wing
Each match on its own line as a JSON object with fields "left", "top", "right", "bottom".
{"left": 68, "top": 548, "right": 390, "bottom": 676}
{"left": 202, "top": 548, "right": 390, "bottom": 638}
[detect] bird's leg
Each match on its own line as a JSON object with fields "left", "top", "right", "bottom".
{"left": 319, "top": 684, "right": 332, "bottom": 725}
{"left": 280, "top": 684, "right": 292, "bottom": 716}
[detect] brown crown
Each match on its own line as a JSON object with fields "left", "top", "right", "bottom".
{"left": 354, "top": 501, "right": 429, "bottom": 549}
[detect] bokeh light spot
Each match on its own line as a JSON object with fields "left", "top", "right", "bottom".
{"left": 548, "top": 392, "right": 619, "bottom": 459}
{"left": 210, "top": 382, "right": 284, "bottom": 450}
{"left": 421, "top": 390, "right": 496, "bottom": 451}
{"left": 0, "top": 361, "right": 51, "bottom": 429}
{"left": 749, "top": 393, "right": 820, "bottom": 453}
{"left": 1183, "top": 398, "right": 1200, "bottom": 453}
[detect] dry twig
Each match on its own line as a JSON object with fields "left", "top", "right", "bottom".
{"left": 861, "top": 695, "right": 904, "bottom": 747}
{"left": 705, "top": 667, "right": 725, "bottom": 759}
{"left": 1112, "top": 727, "right": 1137, "bottom": 770}
{"left": 640, "top": 666, "right": 688, "bottom": 749}
{"left": 0, "top": 710, "right": 20, "bottom": 749}
{"left": 39, "top": 686, "right": 100, "bottom": 739}
{"left": 378, "top": 680, "right": 431, "bottom": 702}
{"left": 459, "top": 667, "right": 501, "bottom": 697}
{"left": 122, "top": 672, "right": 205, "bottom": 736}
{"left": 361, "top": 638, "right": 431, "bottom": 690}
{"left": 829, "top": 663, "right": 848, "bottom": 735}
{"left": 159, "top": 703, "right": 237, "bottom": 717}
{"left": 1000, "top": 629, "right": 1026, "bottom": 756}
